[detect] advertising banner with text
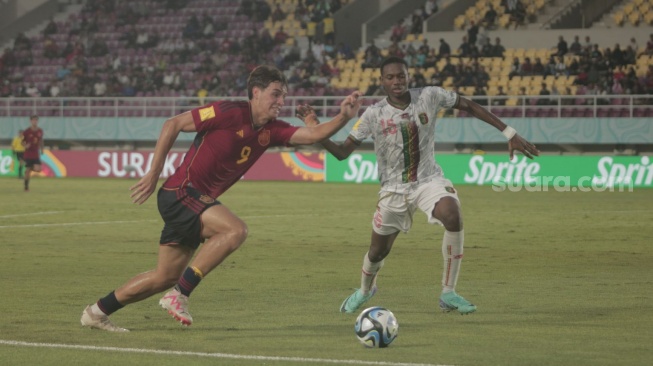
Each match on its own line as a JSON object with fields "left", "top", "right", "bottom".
{"left": 0, "top": 149, "right": 325, "bottom": 182}
{"left": 325, "top": 153, "right": 653, "bottom": 189}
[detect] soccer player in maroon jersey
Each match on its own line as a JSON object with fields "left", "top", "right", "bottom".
{"left": 22, "top": 115, "right": 44, "bottom": 191}
{"left": 81, "top": 65, "right": 363, "bottom": 332}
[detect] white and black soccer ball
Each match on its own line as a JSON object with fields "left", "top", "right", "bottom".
{"left": 354, "top": 306, "right": 399, "bottom": 348}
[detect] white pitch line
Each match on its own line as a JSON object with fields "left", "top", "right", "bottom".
{"left": 0, "top": 211, "right": 64, "bottom": 218}
{"left": 0, "top": 213, "right": 368, "bottom": 229}
{"left": 0, "top": 340, "right": 449, "bottom": 366}
{"left": 0, "top": 219, "right": 157, "bottom": 229}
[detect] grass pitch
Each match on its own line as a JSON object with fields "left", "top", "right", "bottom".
{"left": 0, "top": 177, "right": 651, "bottom": 366}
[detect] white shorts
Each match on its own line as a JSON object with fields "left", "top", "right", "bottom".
{"left": 372, "top": 177, "right": 459, "bottom": 235}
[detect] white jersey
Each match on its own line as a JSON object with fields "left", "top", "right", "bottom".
{"left": 350, "top": 87, "right": 459, "bottom": 193}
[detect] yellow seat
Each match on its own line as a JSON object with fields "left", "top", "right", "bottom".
{"left": 624, "top": 3, "right": 635, "bottom": 14}
{"left": 454, "top": 15, "right": 467, "bottom": 29}
{"left": 645, "top": 10, "right": 653, "bottom": 24}
{"left": 613, "top": 11, "right": 625, "bottom": 26}
{"left": 628, "top": 12, "right": 640, "bottom": 25}
{"left": 498, "top": 14, "right": 511, "bottom": 28}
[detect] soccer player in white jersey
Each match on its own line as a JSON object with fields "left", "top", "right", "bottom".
{"left": 297, "top": 56, "right": 539, "bottom": 315}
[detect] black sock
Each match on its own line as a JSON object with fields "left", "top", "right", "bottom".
{"left": 97, "top": 291, "right": 125, "bottom": 315}
{"left": 177, "top": 266, "right": 203, "bottom": 297}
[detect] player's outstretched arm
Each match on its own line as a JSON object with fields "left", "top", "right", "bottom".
{"left": 295, "top": 104, "right": 359, "bottom": 160}
{"left": 455, "top": 96, "right": 540, "bottom": 160}
{"left": 130, "top": 111, "right": 196, "bottom": 204}
{"left": 289, "top": 91, "right": 362, "bottom": 145}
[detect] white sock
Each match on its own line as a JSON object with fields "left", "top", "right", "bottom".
{"left": 360, "top": 252, "right": 384, "bottom": 295}
{"left": 441, "top": 230, "right": 464, "bottom": 294}
{"left": 90, "top": 303, "right": 107, "bottom": 316}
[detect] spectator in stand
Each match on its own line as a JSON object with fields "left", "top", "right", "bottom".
{"left": 492, "top": 86, "right": 507, "bottom": 106}
{"left": 337, "top": 41, "right": 355, "bottom": 60}
{"left": 532, "top": 57, "right": 545, "bottom": 76}
{"left": 611, "top": 43, "right": 625, "bottom": 67}
{"left": 410, "top": 6, "right": 426, "bottom": 35}
{"left": 94, "top": 77, "right": 107, "bottom": 96}
{"left": 363, "top": 41, "right": 382, "bottom": 69}
{"left": 644, "top": 33, "right": 653, "bottom": 56}
{"left": 623, "top": 44, "right": 636, "bottom": 65}
{"left": 438, "top": 38, "right": 451, "bottom": 59}
{"left": 43, "top": 18, "right": 58, "bottom": 36}
{"left": 467, "top": 21, "right": 479, "bottom": 46}
{"left": 274, "top": 26, "right": 289, "bottom": 45}
{"left": 555, "top": 36, "right": 568, "bottom": 57}
{"left": 457, "top": 36, "right": 471, "bottom": 57}
{"left": 536, "top": 55, "right": 556, "bottom": 76}
{"left": 441, "top": 57, "right": 456, "bottom": 78}
{"left": 492, "top": 37, "right": 505, "bottom": 58}
{"left": 26, "top": 84, "right": 41, "bottom": 98}
{"left": 364, "top": 78, "right": 381, "bottom": 96}
{"left": 538, "top": 83, "right": 551, "bottom": 105}
{"left": 424, "top": 49, "right": 438, "bottom": 68}
{"left": 323, "top": 12, "right": 335, "bottom": 43}
{"left": 272, "top": 3, "right": 286, "bottom": 22}
{"left": 482, "top": 5, "right": 497, "bottom": 29}
{"left": 569, "top": 35, "right": 582, "bottom": 55}
{"left": 516, "top": 86, "right": 527, "bottom": 105}
{"left": 89, "top": 37, "right": 109, "bottom": 57}
{"left": 425, "top": 0, "right": 439, "bottom": 15}
{"left": 14, "top": 32, "right": 32, "bottom": 51}
{"left": 582, "top": 36, "right": 593, "bottom": 56}
{"left": 509, "top": 57, "right": 521, "bottom": 78}
{"left": 390, "top": 20, "right": 406, "bottom": 43}
{"left": 521, "top": 57, "right": 533, "bottom": 76}
{"left": 554, "top": 56, "right": 567, "bottom": 76}
{"left": 43, "top": 36, "right": 59, "bottom": 59}
{"left": 481, "top": 38, "right": 493, "bottom": 57}
{"left": 57, "top": 63, "right": 71, "bottom": 80}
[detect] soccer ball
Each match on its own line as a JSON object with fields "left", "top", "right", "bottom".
{"left": 354, "top": 306, "right": 399, "bottom": 348}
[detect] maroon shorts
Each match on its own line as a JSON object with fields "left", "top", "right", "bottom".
{"left": 157, "top": 186, "right": 221, "bottom": 249}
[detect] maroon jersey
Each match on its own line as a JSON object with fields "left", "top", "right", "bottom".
{"left": 163, "top": 101, "right": 299, "bottom": 198}
{"left": 22, "top": 127, "right": 43, "bottom": 159}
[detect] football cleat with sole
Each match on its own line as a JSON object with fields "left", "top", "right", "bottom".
{"left": 439, "top": 291, "right": 477, "bottom": 315}
{"left": 159, "top": 288, "right": 193, "bottom": 326}
{"left": 340, "top": 287, "right": 377, "bottom": 314}
{"left": 80, "top": 305, "right": 129, "bottom": 332}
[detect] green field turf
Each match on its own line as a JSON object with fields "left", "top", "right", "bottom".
{"left": 0, "top": 177, "right": 651, "bottom": 366}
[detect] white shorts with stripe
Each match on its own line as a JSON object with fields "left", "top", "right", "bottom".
{"left": 372, "top": 176, "right": 459, "bottom": 236}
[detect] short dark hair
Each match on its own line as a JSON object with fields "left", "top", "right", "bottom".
{"left": 380, "top": 57, "right": 408, "bottom": 75}
{"left": 30, "top": 114, "right": 39, "bottom": 120}
{"left": 247, "top": 65, "right": 287, "bottom": 99}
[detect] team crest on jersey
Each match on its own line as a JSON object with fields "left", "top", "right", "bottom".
{"left": 199, "top": 106, "right": 215, "bottom": 122}
{"left": 258, "top": 129, "right": 271, "bottom": 146}
{"left": 199, "top": 195, "right": 215, "bottom": 204}
{"left": 418, "top": 112, "right": 429, "bottom": 125}
{"left": 445, "top": 186, "right": 456, "bottom": 194}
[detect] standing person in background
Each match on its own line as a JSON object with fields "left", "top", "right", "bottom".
{"left": 11, "top": 129, "right": 26, "bottom": 179}
{"left": 297, "top": 57, "right": 539, "bottom": 316}
{"left": 22, "top": 115, "right": 44, "bottom": 191}
{"left": 80, "top": 65, "right": 363, "bottom": 332}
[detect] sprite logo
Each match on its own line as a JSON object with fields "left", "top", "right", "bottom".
{"left": 592, "top": 156, "right": 653, "bottom": 186}
{"left": 326, "top": 153, "right": 652, "bottom": 188}
{"left": 343, "top": 154, "right": 378, "bottom": 183}
{"left": 463, "top": 155, "right": 540, "bottom": 185}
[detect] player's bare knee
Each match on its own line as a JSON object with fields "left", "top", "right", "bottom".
{"left": 368, "top": 246, "right": 390, "bottom": 262}
{"left": 439, "top": 210, "right": 463, "bottom": 231}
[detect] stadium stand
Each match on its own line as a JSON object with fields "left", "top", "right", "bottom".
{"left": 0, "top": 0, "right": 652, "bottom": 121}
